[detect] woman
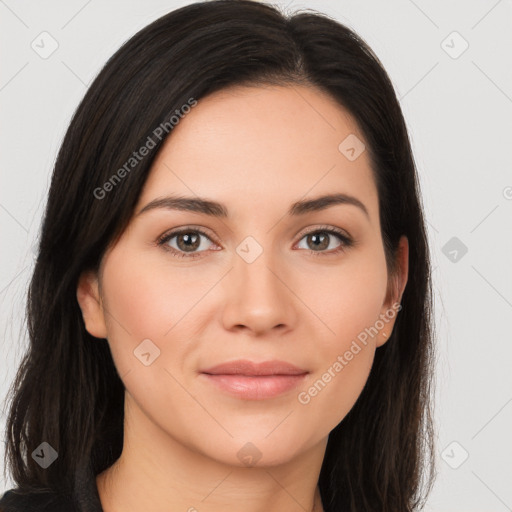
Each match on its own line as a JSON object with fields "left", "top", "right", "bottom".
{"left": 1, "top": 1, "right": 436, "bottom": 511}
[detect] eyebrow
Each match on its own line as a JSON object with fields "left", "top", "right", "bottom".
{"left": 136, "top": 193, "right": 369, "bottom": 219}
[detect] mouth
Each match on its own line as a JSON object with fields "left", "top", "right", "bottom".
{"left": 200, "top": 359, "right": 309, "bottom": 400}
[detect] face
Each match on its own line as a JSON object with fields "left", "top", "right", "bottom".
{"left": 78, "top": 84, "right": 408, "bottom": 468}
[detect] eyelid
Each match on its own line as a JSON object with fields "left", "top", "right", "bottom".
{"left": 292, "top": 225, "right": 354, "bottom": 256}
{"left": 156, "top": 225, "right": 221, "bottom": 260}
{"left": 157, "top": 225, "right": 220, "bottom": 245}
{"left": 294, "top": 224, "right": 352, "bottom": 242}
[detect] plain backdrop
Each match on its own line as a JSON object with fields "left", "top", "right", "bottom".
{"left": 1, "top": 1, "right": 511, "bottom": 510}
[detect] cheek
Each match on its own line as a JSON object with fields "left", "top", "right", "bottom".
{"left": 297, "top": 247, "right": 388, "bottom": 347}
{"left": 101, "top": 250, "right": 206, "bottom": 340}
{"left": 291, "top": 250, "right": 387, "bottom": 430}
{"left": 296, "top": 345, "right": 375, "bottom": 438}
{"left": 99, "top": 248, "right": 223, "bottom": 379}
{"left": 98, "top": 249, "right": 181, "bottom": 377}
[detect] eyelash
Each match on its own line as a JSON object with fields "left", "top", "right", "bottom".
{"left": 156, "top": 225, "right": 354, "bottom": 259}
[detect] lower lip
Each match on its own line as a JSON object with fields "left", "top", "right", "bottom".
{"left": 201, "top": 373, "right": 308, "bottom": 400}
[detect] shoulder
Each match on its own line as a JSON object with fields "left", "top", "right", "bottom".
{"left": 0, "top": 488, "right": 78, "bottom": 512}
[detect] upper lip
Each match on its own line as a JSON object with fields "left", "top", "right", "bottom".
{"left": 201, "top": 359, "right": 308, "bottom": 376}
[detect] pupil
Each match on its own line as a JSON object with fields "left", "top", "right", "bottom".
{"left": 178, "top": 233, "right": 200, "bottom": 251}
{"left": 310, "top": 233, "right": 328, "bottom": 250}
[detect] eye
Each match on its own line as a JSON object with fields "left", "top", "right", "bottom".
{"left": 295, "top": 226, "right": 353, "bottom": 256}
{"left": 157, "top": 227, "right": 219, "bottom": 259}
{"left": 157, "top": 225, "right": 354, "bottom": 259}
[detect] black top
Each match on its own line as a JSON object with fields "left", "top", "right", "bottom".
{"left": 0, "top": 467, "right": 103, "bottom": 512}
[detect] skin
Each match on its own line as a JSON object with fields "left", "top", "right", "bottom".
{"left": 77, "top": 84, "right": 408, "bottom": 512}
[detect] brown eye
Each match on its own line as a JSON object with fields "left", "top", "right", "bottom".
{"left": 304, "top": 232, "right": 330, "bottom": 251}
{"left": 296, "top": 227, "right": 353, "bottom": 256}
{"left": 175, "top": 232, "right": 201, "bottom": 252}
{"left": 158, "top": 228, "right": 218, "bottom": 258}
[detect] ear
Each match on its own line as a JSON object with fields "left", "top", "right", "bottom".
{"left": 376, "top": 235, "right": 409, "bottom": 347}
{"left": 76, "top": 270, "right": 108, "bottom": 339}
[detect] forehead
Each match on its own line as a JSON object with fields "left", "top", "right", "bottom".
{"left": 137, "top": 84, "right": 378, "bottom": 223}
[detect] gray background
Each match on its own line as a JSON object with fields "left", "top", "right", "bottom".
{"left": 1, "top": 0, "right": 511, "bottom": 510}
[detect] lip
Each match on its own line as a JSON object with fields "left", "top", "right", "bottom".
{"left": 200, "top": 359, "right": 309, "bottom": 400}
{"left": 201, "top": 359, "right": 308, "bottom": 376}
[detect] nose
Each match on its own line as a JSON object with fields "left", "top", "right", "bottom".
{"left": 221, "top": 250, "right": 298, "bottom": 336}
